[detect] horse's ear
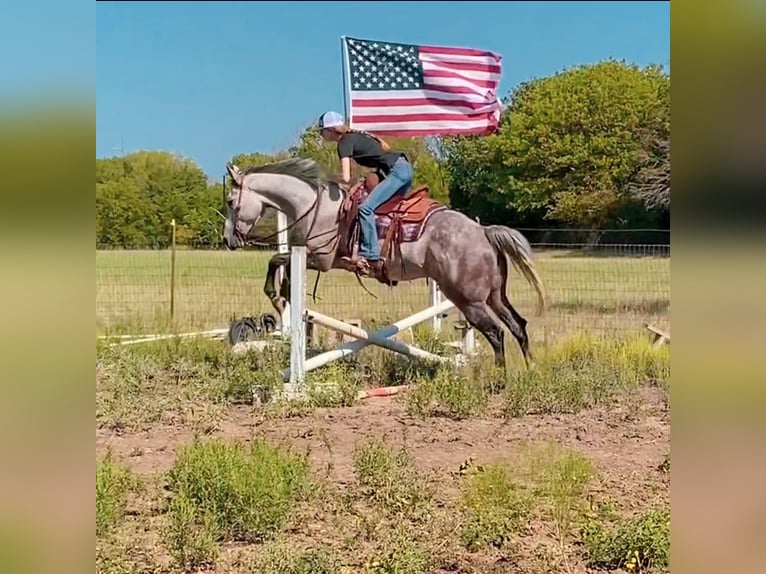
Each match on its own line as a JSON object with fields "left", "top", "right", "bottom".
{"left": 226, "top": 162, "right": 243, "bottom": 186}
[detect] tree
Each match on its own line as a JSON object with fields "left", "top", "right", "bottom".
{"left": 96, "top": 151, "right": 212, "bottom": 248}
{"left": 630, "top": 75, "right": 670, "bottom": 211}
{"left": 443, "top": 60, "right": 670, "bottom": 228}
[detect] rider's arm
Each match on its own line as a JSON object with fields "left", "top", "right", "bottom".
{"left": 340, "top": 157, "right": 352, "bottom": 183}
{"left": 337, "top": 135, "right": 354, "bottom": 184}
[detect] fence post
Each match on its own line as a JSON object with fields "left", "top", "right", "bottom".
{"left": 284, "top": 246, "right": 306, "bottom": 400}
{"left": 276, "top": 211, "right": 291, "bottom": 336}
{"left": 170, "top": 219, "right": 176, "bottom": 322}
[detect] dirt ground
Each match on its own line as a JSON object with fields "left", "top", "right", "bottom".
{"left": 97, "top": 388, "right": 667, "bottom": 484}
{"left": 96, "top": 385, "right": 669, "bottom": 573}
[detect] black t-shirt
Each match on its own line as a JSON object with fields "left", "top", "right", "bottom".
{"left": 337, "top": 132, "right": 404, "bottom": 175}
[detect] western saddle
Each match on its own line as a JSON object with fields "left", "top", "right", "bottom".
{"left": 336, "top": 171, "right": 446, "bottom": 285}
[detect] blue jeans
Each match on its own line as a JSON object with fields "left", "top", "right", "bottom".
{"left": 358, "top": 156, "right": 413, "bottom": 260}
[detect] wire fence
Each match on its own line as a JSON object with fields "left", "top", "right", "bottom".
{"left": 96, "top": 230, "right": 670, "bottom": 346}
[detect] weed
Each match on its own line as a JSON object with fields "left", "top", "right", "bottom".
{"left": 304, "top": 361, "right": 361, "bottom": 407}
{"left": 505, "top": 332, "right": 670, "bottom": 417}
{"left": 163, "top": 437, "right": 309, "bottom": 570}
{"left": 363, "top": 527, "right": 432, "bottom": 574}
{"left": 361, "top": 331, "right": 445, "bottom": 388}
{"left": 165, "top": 491, "right": 219, "bottom": 571}
{"left": 352, "top": 437, "right": 433, "bottom": 519}
{"left": 250, "top": 540, "right": 341, "bottom": 574}
{"left": 581, "top": 508, "right": 670, "bottom": 572}
{"left": 96, "top": 454, "right": 136, "bottom": 537}
{"left": 406, "top": 364, "right": 489, "bottom": 420}
{"left": 530, "top": 444, "right": 597, "bottom": 538}
{"left": 459, "top": 462, "right": 532, "bottom": 552}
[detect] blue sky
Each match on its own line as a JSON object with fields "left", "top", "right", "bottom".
{"left": 96, "top": 1, "right": 669, "bottom": 180}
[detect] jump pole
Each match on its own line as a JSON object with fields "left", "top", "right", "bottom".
{"left": 282, "top": 246, "right": 462, "bottom": 397}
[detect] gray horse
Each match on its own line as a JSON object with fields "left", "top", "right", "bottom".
{"left": 222, "top": 157, "right": 548, "bottom": 368}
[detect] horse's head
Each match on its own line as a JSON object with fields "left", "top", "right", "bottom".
{"left": 222, "top": 163, "right": 266, "bottom": 249}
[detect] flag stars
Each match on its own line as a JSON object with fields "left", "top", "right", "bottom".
{"left": 347, "top": 38, "right": 423, "bottom": 91}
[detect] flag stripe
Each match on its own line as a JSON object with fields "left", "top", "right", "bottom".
{"left": 421, "top": 82, "right": 493, "bottom": 96}
{"left": 353, "top": 111, "right": 497, "bottom": 124}
{"left": 351, "top": 99, "right": 494, "bottom": 113}
{"left": 352, "top": 89, "right": 497, "bottom": 105}
{"left": 422, "top": 59, "right": 501, "bottom": 74}
{"left": 345, "top": 37, "right": 503, "bottom": 136}
{"left": 419, "top": 53, "right": 502, "bottom": 66}
{"left": 419, "top": 44, "right": 501, "bottom": 59}
{"left": 357, "top": 120, "right": 495, "bottom": 136}
{"left": 423, "top": 69, "right": 499, "bottom": 89}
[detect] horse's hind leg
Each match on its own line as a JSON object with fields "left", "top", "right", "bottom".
{"left": 460, "top": 301, "right": 506, "bottom": 370}
{"left": 489, "top": 289, "right": 531, "bottom": 368}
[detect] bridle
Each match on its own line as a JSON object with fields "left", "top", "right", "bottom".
{"left": 224, "top": 173, "right": 343, "bottom": 257}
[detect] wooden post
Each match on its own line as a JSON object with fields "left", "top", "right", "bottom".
{"left": 170, "top": 219, "right": 176, "bottom": 322}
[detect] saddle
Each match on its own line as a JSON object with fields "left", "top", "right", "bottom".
{"left": 337, "top": 171, "right": 446, "bottom": 285}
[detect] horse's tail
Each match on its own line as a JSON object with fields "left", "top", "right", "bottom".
{"left": 483, "top": 225, "right": 549, "bottom": 316}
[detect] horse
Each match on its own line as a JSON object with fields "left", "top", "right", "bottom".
{"left": 221, "top": 157, "right": 548, "bottom": 369}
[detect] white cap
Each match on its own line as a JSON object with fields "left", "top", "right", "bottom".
{"left": 318, "top": 110, "right": 344, "bottom": 130}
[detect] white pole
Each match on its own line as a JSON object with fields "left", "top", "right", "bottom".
{"left": 307, "top": 309, "right": 447, "bottom": 363}
{"left": 284, "top": 246, "right": 306, "bottom": 399}
{"left": 276, "top": 211, "right": 291, "bottom": 336}
{"left": 429, "top": 279, "right": 442, "bottom": 333}
{"left": 283, "top": 297, "right": 455, "bottom": 380}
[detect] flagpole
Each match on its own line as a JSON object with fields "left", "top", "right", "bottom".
{"left": 340, "top": 36, "right": 352, "bottom": 126}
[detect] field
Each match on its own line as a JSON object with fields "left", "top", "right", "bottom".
{"left": 96, "top": 246, "right": 670, "bottom": 573}
{"left": 96, "top": 246, "right": 670, "bottom": 345}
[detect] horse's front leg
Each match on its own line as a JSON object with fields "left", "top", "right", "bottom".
{"left": 263, "top": 252, "right": 291, "bottom": 317}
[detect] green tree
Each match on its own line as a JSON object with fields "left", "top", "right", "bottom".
{"left": 443, "top": 60, "right": 670, "bottom": 228}
{"left": 96, "top": 151, "right": 211, "bottom": 247}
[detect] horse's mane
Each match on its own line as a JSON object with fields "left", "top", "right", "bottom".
{"left": 242, "top": 157, "right": 327, "bottom": 193}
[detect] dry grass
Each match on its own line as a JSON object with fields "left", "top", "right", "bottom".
{"left": 96, "top": 247, "right": 669, "bottom": 347}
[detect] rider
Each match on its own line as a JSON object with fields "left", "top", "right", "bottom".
{"left": 318, "top": 110, "right": 414, "bottom": 277}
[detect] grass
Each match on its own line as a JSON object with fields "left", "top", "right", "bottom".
{"left": 505, "top": 332, "right": 670, "bottom": 417}
{"left": 96, "top": 248, "right": 670, "bottom": 347}
{"left": 95, "top": 292, "right": 669, "bottom": 573}
{"left": 582, "top": 508, "right": 670, "bottom": 572}
{"left": 96, "top": 454, "right": 137, "bottom": 537}
{"left": 96, "top": 330, "right": 669, "bottom": 435}
{"left": 164, "top": 437, "right": 310, "bottom": 570}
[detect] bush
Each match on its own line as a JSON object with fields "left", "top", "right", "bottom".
{"left": 459, "top": 463, "right": 532, "bottom": 551}
{"left": 164, "top": 437, "right": 309, "bottom": 570}
{"left": 582, "top": 508, "right": 670, "bottom": 572}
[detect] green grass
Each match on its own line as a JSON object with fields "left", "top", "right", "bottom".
{"left": 164, "top": 437, "right": 310, "bottom": 571}
{"left": 96, "top": 248, "right": 670, "bottom": 347}
{"left": 96, "top": 454, "right": 137, "bottom": 538}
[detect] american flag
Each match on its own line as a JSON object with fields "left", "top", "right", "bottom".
{"left": 342, "top": 36, "right": 503, "bottom": 137}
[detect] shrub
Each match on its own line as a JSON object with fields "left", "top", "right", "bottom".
{"left": 582, "top": 508, "right": 670, "bottom": 572}
{"left": 164, "top": 437, "right": 309, "bottom": 570}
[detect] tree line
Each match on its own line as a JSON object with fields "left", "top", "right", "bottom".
{"left": 96, "top": 59, "right": 669, "bottom": 249}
